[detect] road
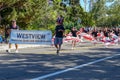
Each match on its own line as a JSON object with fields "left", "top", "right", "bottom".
{"left": 0, "top": 42, "right": 120, "bottom": 80}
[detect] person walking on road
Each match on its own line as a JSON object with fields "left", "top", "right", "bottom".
{"left": 6, "top": 20, "right": 19, "bottom": 53}
{"left": 54, "top": 15, "right": 65, "bottom": 55}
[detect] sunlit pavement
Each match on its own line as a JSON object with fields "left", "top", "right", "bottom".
{"left": 0, "top": 43, "right": 45, "bottom": 52}
{"left": 0, "top": 42, "right": 120, "bottom": 80}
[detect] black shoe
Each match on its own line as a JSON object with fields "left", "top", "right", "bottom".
{"left": 6, "top": 49, "right": 11, "bottom": 53}
{"left": 56, "top": 50, "right": 59, "bottom": 55}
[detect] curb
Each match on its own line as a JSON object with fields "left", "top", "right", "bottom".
{"left": 0, "top": 44, "right": 48, "bottom": 51}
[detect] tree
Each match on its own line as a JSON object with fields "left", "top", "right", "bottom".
{"left": 0, "top": 0, "right": 47, "bottom": 29}
{"left": 90, "top": 0, "right": 108, "bottom": 26}
{"left": 106, "top": 0, "right": 120, "bottom": 26}
{"left": 90, "top": 0, "right": 120, "bottom": 27}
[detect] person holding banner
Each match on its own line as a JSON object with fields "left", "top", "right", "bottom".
{"left": 6, "top": 20, "right": 19, "bottom": 53}
{"left": 54, "top": 16, "right": 65, "bottom": 55}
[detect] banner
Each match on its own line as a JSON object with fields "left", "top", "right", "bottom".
{"left": 9, "top": 30, "right": 52, "bottom": 45}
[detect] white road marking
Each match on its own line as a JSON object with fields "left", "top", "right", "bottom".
{"left": 31, "top": 54, "right": 120, "bottom": 80}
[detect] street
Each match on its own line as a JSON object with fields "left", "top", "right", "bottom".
{"left": 0, "top": 42, "right": 120, "bottom": 80}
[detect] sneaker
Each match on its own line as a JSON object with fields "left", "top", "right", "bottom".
{"left": 6, "top": 49, "right": 11, "bottom": 53}
{"left": 105, "top": 46, "right": 108, "bottom": 48}
{"left": 71, "top": 47, "right": 74, "bottom": 50}
{"left": 15, "top": 50, "right": 18, "bottom": 53}
{"left": 56, "top": 49, "right": 59, "bottom": 55}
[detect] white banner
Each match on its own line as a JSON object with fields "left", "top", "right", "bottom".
{"left": 9, "top": 30, "right": 52, "bottom": 45}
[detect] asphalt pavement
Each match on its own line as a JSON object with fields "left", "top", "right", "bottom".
{"left": 0, "top": 43, "right": 45, "bottom": 52}
{"left": 0, "top": 42, "right": 120, "bottom": 80}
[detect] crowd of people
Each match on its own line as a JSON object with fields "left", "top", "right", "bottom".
{"left": 53, "top": 15, "right": 120, "bottom": 55}
{"left": 63, "top": 27, "right": 120, "bottom": 49}
{"left": 0, "top": 15, "right": 120, "bottom": 55}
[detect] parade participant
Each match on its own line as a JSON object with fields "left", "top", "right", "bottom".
{"left": 77, "top": 28, "right": 84, "bottom": 42}
{"left": 6, "top": 20, "right": 19, "bottom": 53}
{"left": 54, "top": 16, "right": 65, "bottom": 55}
{"left": 110, "top": 31, "right": 118, "bottom": 45}
{"left": 64, "top": 32, "right": 72, "bottom": 42}
{"left": 113, "top": 28, "right": 119, "bottom": 36}
{"left": 71, "top": 27, "right": 78, "bottom": 49}
{"left": 91, "top": 28, "right": 98, "bottom": 40}
{"left": 97, "top": 30, "right": 104, "bottom": 41}
{"left": 103, "top": 28, "right": 110, "bottom": 42}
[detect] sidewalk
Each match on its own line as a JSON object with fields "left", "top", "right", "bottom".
{"left": 0, "top": 43, "right": 47, "bottom": 52}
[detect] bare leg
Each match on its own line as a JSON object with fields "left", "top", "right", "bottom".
{"left": 72, "top": 40, "right": 76, "bottom": 49}
{"left": 54, "top": 44, "right": 58, "bottom": 50}
{"left": 15, "top": 44, "right": 18, "bottom": 53}
{"left": 6, "top": 43, "right": 12, "bottom": 53}
{"left": 15, "top": 44, "right": 18, "bottom": 50}
{"left": 9, "top": 43, "right": 12, "bottom": 49}
{"left": 54, "top": 44, "right": 59, "bottom": 54}
{"left": 58, "top": 44, "right": 61, "bottom": 50}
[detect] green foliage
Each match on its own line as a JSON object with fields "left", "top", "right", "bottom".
{"left": 0, "top": 0, "right": 47, "bottom": 29}
{"left": 90, "top": 0, "right": 120, "bottom": 27}
{"left": 65, "top": 29, "right": 70, "bottom": 34}
{"left": 0, "top": 0, "right": 119, "bottom": 32}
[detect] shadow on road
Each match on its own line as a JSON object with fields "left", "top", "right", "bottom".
{"left": 0, "top": 47, "right": 120, "bottom": 80}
